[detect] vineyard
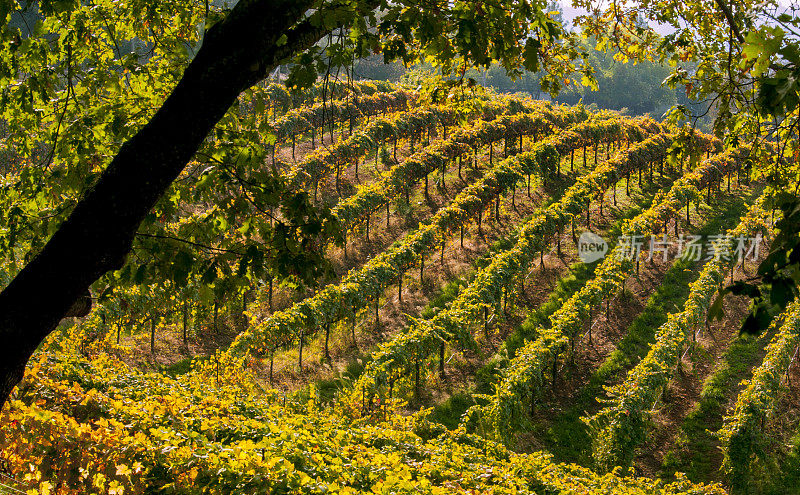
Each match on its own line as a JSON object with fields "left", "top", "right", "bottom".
{"left": 1, "top": 76, "right": 798, "bottom": 495}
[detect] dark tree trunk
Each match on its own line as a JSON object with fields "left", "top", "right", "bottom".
{"left": 323, "top": 323, "right": 331, "bottom": 362}
{"left": 439, "top": 341, "right": 445, "bottom": 380}
{"left": 336, "top": 162, "right": 342, "bottom": 195}
{"left": 0, "top": 0, "right": 335, "bottom": 408}
{"left": 213, "top": 299, "right": 219, "bottom": 334}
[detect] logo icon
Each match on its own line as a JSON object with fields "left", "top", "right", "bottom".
{"left": 578, "top": 231, "right": 608, "bottom": 263}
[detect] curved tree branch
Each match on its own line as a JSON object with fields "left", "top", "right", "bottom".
{"left": 714, "top": 0, "right": 745, "bottom": 43}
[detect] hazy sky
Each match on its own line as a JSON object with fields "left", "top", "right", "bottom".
{"left": 558, "top": 1, "right": 677, "bottom": 35}
{"left": 558, "top": 0, "right": 800, "bottom": 35}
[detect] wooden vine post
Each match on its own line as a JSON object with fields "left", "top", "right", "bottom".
{"left": 323, "top": 323, "right": 331, "bottom": 362}
{"left": 439, "top": 342, "right": 446, "bottom": 379}
{"left": 150, "top": 316, "right": 156, "bottom": 354}
{"left": 398, "top": 275, "right": 403, "bottom": 306}
{"left": 298, "top": 330, "right": 304, "bottom": 370}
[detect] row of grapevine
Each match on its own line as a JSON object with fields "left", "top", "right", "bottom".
{"left": 283, "top": 105, "right": 460, "bottom": 193}
{"left": 228, "top": 115, "right": 654, "bottom": 361}
{"left": 105, "top": 95, "right": 541, "bottom": 350}
{"left": 268, "top": 88, "right": 414, "bottom": 150}
{"left": 0, "top": 369, "right": 725, "bottom": 494}
{"left": 350, "top": 127, "right": 691, "bottom": 409}
{"left": 717, "top": 298, "right": 800, "bottom": 490}
{"left": 282, "top": 93, "right": 542, "bottom": 194}
{"left": 163, "top": 95, "right": 551, "bottom": 251}
{"left": 328, "top": 103, "right": 589, "bottom": 232}
{"left": 463, "top": 132, "right": 726, "bottom": 443}
{"left": 583, "top": 174, "right": 771, "bottom": 472}
{"left": 0, "top": 321, "right": 726, "bottom": 494}
{"left": 170, "top": 105, "right": 457, "bottom": 249}
{"left": 283, "top": 96, "right": 524, "bottom": 192}
{"left": 241, "top": 80, "right": 399, "bottom": 120}
{"left": 225, "top": 113, "right": 600, "bottom": 360}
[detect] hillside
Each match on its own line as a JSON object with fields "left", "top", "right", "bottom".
{"left": 1, "top": 83, "right": 797, "bottom": 494}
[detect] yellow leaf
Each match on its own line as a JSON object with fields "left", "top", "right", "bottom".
{"left": 115, "top": 464, "right": 132, "bottom": 476}
{"left": 109, "top": 480, "right": 125, "bottom": 495}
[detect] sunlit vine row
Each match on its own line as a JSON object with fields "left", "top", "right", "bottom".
{"left": 246, "top": 80, "right": 398, "bottom": 119}
{"left": 281, "top": 93, "right": 542, "bottom": 194}
{"left": 350, "top": 127, "right": 690, "bottom": 411}
{"left": 582, "top": 160, "right": 770, "bottom": 472}
{"left": 464, "top": 132, "right": 726, "bottom": 443}
{"left": 0, "top": 325, "right": 725, "bottom": 494}
{"left": 268, "top": 88, "right": 414, "bottom": 150}
{"left": 717, "top": 297, "right": 800, "bottom": 489}
{"left": 328, "top": 102, "right": 588, "bottom": 232}
{"left": 229, "top": 113, "right": 637, "bottom": 359}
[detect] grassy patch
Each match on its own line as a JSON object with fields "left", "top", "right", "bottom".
{"left": 505, "top": 262, "right": 597, "bottom": 360}
{"left": 161, "top": 358, "right": 193, "bottom": 377}
{"left": 661, "top": 331, "right": 770, "bottom": 482}
{"left": 769, "top": 432, "right": 800, "bottom": 494}
{"left": 429, "top": 392, "right": 475, "bottom": 430}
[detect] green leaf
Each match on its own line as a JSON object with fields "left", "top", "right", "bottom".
{"left": 522, "top": 38, "right": 541, "bottom": 72}
{"left": 742, "top": 27, "right": 784, "bottom": 77}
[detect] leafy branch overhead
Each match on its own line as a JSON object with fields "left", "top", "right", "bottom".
{"left": 709, "top": 192, "right": 800, "bottom": 335}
